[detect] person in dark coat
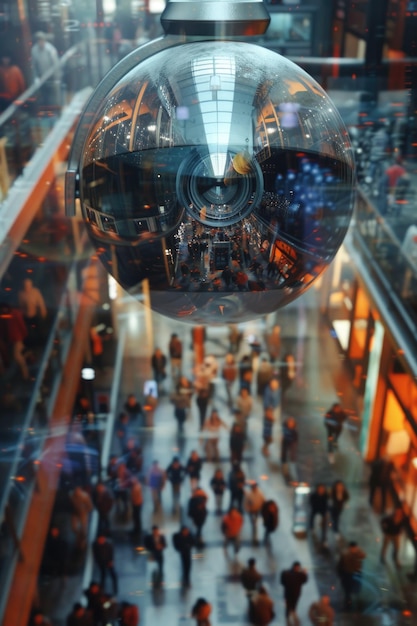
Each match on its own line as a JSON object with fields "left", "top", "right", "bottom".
{"left": 92, "top": 533, "right": 118, "bottom": 595}
{"left": 380, "top": 507, "right": 406, "bottom": 566}
{"left": 186, "top": 450, "right": 203, "bottom": 491}
{"left": 280, "top": 561, "right": 308, "bottom": 624}
{"left": 83, "top": 582, "right": 103, "bottom": 624}
{"left": 281, "top": 416, "right": 298, "bottom": 474}
{"left": 330, "top": 479, "right": 349, "bottom": 537}
{"left": 228, "top": 461, "right": 246, "bottom": 512}
{"left": 124, "top": 393, "right": 142, "bottom": 421}
{"left": 261, "top": 499, "right": 279, "bottom": 544}
{"left": 309, "top": 484, "right": 329, "bottom": 544}
{"left": 188, "top": 486, "right": 208, "bottom": 546}
{"left": 324, "top": 402, "right": 347, "bottom": 462}
{"left": 210, "top": 467, "right": 227, "bottom": 514}
{"left": 166, "top": 455, "right": 186, "bottom": 513}
{"left": 240, "top": 557, "right": 262, "bottom": 598}
{"left": 229, "top": 421, "right": 246, "bottom": 464}
{"left": 337, "top": 541, "right": 366, "bottom": 609}
{"left": 144, "top": 525, "right": 167, "bottom": 580}
{"left": 368, "top": 456, "right": 394, "bottom": 513}
{"left": 151, "top": 347, "right": 167, "bottom": 392}
{"left": 173, "top": 525, "right": 196, "bottom": 587}
{"left": 93, "top": 482, "right": 114, "bottom": 535}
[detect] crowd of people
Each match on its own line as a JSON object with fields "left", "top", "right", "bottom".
{"left": 24, "top": 323, "right": 407, "bottom": 626}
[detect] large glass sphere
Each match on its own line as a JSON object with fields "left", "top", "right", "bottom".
{"left": 79, "top": 40, "right": 355, "bottom": 323}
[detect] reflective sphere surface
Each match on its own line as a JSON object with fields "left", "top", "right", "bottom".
{"left": 79, "top": 40, "right": 355, "bottom": 323}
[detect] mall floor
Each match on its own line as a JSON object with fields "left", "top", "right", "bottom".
{"left": 37, "top": 288, "right": 416, "bottom": 626}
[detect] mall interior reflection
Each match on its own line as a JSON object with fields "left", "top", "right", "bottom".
{"left": 1, "top": 1, "right": 417, "bottom": 626}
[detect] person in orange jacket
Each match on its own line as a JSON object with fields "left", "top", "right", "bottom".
{"left": 221, "top": 506, "right": 243, "bottom": 554}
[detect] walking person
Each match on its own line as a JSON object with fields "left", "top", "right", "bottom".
{"left": 188, "top": 486, "right": 208, "bottom": 547}
{"left": 329, "top": 479, "right": 349, "bottom": 538}
{"left": 92, "top": 533, "right": 118, "bottom": 596}
{"left": 241, "top": 557, "right": 263, "bottom": 599}
{"left": 308, "top": 595, "right": 335, "bottom": 626}
{"left": 281, "top": 417, "right": 298, "bottom": 481}
{"left": 166, "top": 455, "right": 186, "bottom": 513}
{"left": 222, "top": 353, "right": 238, "bottom": 409}
{"left": 280, "top": 561, "right": 308, "bottom": 626}
{"left": 195, "top": 384, "right": 211, "bottom": 431}
{"left": 93, "top": 482, "right": 114, "bottom": 536}
{"left": 235, "top": 386, "right": 253, "bottom": 427}
{"left": 146, "top": 460, "right": 166, "bottom": 512}
{"left": 130, "top": 476, "right": 143, "bottom": 542}
{"left": 250, "top": 585, "right": 275, "bottom": 626}
{"left": 186, "top": 450, "right": 203, "bottom": 491}
{"left": 229, "top": 421, "right": 246, "bottom": 464}
{"left": 228, "top": 461, "right": 246, "bottom": 512}
{"left": 244, "top": 481, "right": 266, "bottom": 545}
{"left": 256, "top": 357, "right": 274, "bottom": 397}
{"left": 144, "top": 525, "right": 167, "bottom": 584}
{"left": 210, "top": 467, "right": 227, "bottom": 514}
{"left": 168, "top": 332, "right": 183, "bottom": 384}
{"left": 368, "top": 456, "right": 394, "bottom": 513}
{"left": 173, "top": 525, "right": 196, "bottom": 588}
{"left": 221, "top": 506, "right": 243, "bottom": 555}
{"left": 124, "top": 393, "right": 142, "bottom": 422}
{"left": 263, "top": 378, "right": 281, "bottom": 423}
{"left": 309, "top": 484, "right": 329, "bottom": 545}
{"left": 324, "top": 402, "right": 347, "bottom": 463}
{"left": 261, "top": 406, "right": 275, "bottom": 457}
{"left": 202, "top": 408, "right": 228, "bottom": 462}
{"left": 261, "top": 499, "right": 279, "bottom": 545}
{"left": 380, "top": 507, "right": 405, "bottom": 567}
{"left": 151, "top": 347, "right": 167, "bottom": 393}
{"left": 337, "top": 541, "right": 366, "bottom": 610}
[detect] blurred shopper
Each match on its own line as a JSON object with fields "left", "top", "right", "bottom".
{"left": 380, "top": 507, "right": 406, "bottom": 567}
{"left": 202, "top": 408, "right": 228, "bottom": 462}
{"left": 235, "top": 386, "right": 253, "bottom": 426}
{"left": 261, "top": 499, "right": 279, "bottom": 545}
{"left": 92, "top": 533, "right": 118, "bottom": 596}
{"left": 265, "top": 324, "right": 281, "bottom": 363}
{"left": 263, "top": 378, "right": 281, "bottom": 422}
{"left": 188, "top": 486, "right": 208, "bottom": 546}
{"left": 173, "top": 524, "right": 196, "bottom": 588}
{"left": 144, "top": 525, "right": 166, "bottom": 582}
{"left": 31, "top": 31, "right": 61, "bottom": 108}
{"left": 130, "top": 476, "right": 143, "bottom": 542}
{"left": 244, "top": 481, "right": 266, "bottom": 545}
{"left": 119, "top": 602, "right": 139, "bottom": 626}
{"left": 186, "top": 450, "right": 203, "bottom": 491}
{"left": 308, "top": 595, "right": 335, "bottom": 626}
{"left": 324, "top": 402, "right": 347, "bottom": 463}
{"left": 309, "top": 484, "right": 329, "bottom": 545}
{"left": 229, "top": 421, "right": 246, "bottom": 464}
{"left": 228, "top": 461, "right": 246, "bottom": 511}
{"left": 151, "top": 347, "right": 167, "bottom": 393}
{"left": 261, "top": 406, "right": 275, "bottom": 457}
{"left": 93, "top": 482, "right": 114, "bottom": 535}
{"left": 66, "top": 601, "right": 94, "bottom": 626}
{"left": 337, "top": 541, "right": 366, "bottom": 609}
{"left": 256, "top": 357, "right": 274, "bottom": 397}
{"left": 146, "top": 460, "right": 166, "bottom": 512}
{"left": 369, "top": 456, "right": 394, "bottom": 513}
{"left": 18, "top": 278, "right": 48, "bottom": 346}
{"left": 222, "top": 353, "right": 238, "bottom": 409}
{"left": 250, "top": 585, "right": 275, "bottom": 626}
{"left": 280, "top": 561, "right": 308, "bottom": 625}
{"left": 0, "top": 54, "right": 25, "bottom": 110}
{"left": 166, "top": 455, "right": 186, "bottom": 513}
{"left": 330, "top": 479, "right": 349, "bottom": 538}
{"left": 221, "top": 506, "right": 243, "bottom": 555}
{"left": 210, "top": 467, "right": 227, "bottom": 514}
{"left": 169, "top": 332, "right": 183, "bottom": 383}
{"left": 281, "top": 417, "right": 298, "bottom": 479}
{"left": 241, "top": 557, "right": 263, "bottom": 600}
{"left": 124, "top": 393, "right": 142, "bottom": 422}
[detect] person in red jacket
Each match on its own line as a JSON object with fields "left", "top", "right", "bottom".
{"left": 221, "top": 506, "right": 243, "bottom": 554}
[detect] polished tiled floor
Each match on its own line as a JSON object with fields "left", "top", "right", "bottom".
{"left": 38, "top": 288, "right": 416, "bottom": 626}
